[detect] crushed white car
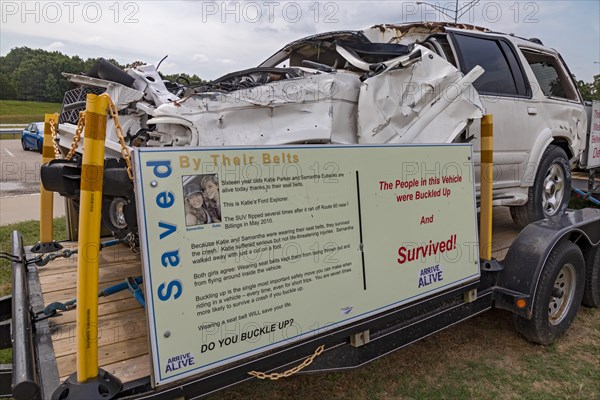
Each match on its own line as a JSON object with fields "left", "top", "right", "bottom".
{"left": 43, "top": 22, "right": 587, "bottom": 239}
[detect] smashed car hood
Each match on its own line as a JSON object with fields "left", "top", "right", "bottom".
{"left": 151, "top": 71, "right": 361, "bottom": 146}
{"left": 149, "top": 45, "right": 483, "bottom": 147}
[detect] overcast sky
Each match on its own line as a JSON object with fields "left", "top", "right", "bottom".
{"left": 1, "top": 0, "right": 599, "bottom": 81}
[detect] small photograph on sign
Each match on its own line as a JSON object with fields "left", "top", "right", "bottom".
{"left": 182, "top": 174, "right": 222, "bottom": 226}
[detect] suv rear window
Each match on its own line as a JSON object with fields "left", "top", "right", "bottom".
{"left": 521, "top": 50, "right": 578, "bottom": 101}
{"left": 452, "top": 33, "right": 528, "bottom": 97}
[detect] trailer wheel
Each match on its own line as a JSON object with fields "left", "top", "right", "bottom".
{"left": 510, "top": 145, "right": 571, "bottom": 228}
{"left": 514, "top": 240, "right": 585, "bottom": 345}
{"left": 582, "top": 246, "right": 600, "bottom": 308}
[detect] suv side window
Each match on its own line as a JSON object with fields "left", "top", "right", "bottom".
{"left": 451, "top": 33, "right": 529, "bottom": 97}
{"left": 521, "top": 50, "right": 578, "bottom": 101}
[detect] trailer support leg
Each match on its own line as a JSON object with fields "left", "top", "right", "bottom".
{"left": 479, "top": 115, "right": 493, "bottom": 261}
{"left": 51, "top": 94, "right": 122, "bottom": 400}
{"left": 31, "top": 113, "right": 63, "bottom": 254}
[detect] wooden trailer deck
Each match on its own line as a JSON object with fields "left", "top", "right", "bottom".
{"left": 36, "top": 206, "right": 521, "bottom": 385}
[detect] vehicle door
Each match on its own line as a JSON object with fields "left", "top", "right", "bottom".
{"left": 447, "top": 30, "right": 535, "bottom": 195}
{"left": 517, "top": 48, "right": 586, "bottom": 162}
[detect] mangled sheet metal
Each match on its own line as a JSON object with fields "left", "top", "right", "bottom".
{"left": 363, "top": 22, "right": 490, "bottom": 45}
{"left": 57, "top": 23, "right": 486, "bottom": 153}
{"left": 149, "top": 71, "right": 361, "bottom": 146}
{"left": 357, "top": 45, "right": 484, "bottom": 144}
{"left": 144, "top": 44, "right": 483, "bottom": 147}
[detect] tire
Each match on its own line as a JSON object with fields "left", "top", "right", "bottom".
{"left": 21, "top": 138, "right": 28, "bottom": 151}
{"left": 582, "top": 246, "right": 600, "bottom": 308}
{"left": 514, "top": 240, "right": 585, "bottom": 345}
{"left": 38, "top": 140, "right": 43, "bottom": 154}
{"left": 510, "top": 145, "right": 571, "bottom": 228}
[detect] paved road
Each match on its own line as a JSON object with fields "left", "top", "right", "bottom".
{"left": 0, "top": 138, "right": 66, "bottom": 225}
{"left": 1, "top": 138, "right": 43, "bottom": 197}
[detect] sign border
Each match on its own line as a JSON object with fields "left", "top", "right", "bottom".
{"left": 133, "top": 143, "right": 480, "bottom": 386}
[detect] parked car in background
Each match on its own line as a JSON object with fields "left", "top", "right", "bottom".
{"left": 21, "top": 122, "right": 44, "bottom": 152}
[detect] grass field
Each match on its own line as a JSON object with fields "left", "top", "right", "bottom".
{"left": 0, "top": 100, "right": 62, "bottom": 124}
{"left": 0, "top": 218, "right": 66, "bottom": 364}
{"left": 0, "top": 218, "right": 66, "bottom": 296}
{"left": 207, "top": 307, "right": 600, "bottom": 400}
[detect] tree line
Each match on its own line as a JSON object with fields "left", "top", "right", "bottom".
{"left": 0, "top": 47, "right": 203, "bottom": 103}
{"left": 0, "top": 46, "right": 597, "bottom": 103}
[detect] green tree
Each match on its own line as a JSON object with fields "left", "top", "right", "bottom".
{"left": 0, "top": 47, "right": 205, "bottom": 102}
{"left": 44, "top": 73, "right": 62, "bottom": 102}
{"left": 577, "top": 74, "right": 600, "bottom": 101}
{"left": 0, "top": 72, "right": 17, "bottom": 99}
{"left": 12, "top": 58, "right": 45, "bottom": 100}
{"left": 159, "top": 72, "right": 205, "bottom": 85}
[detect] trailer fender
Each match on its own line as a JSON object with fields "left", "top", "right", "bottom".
{"left": 494, "top": 208, "right": 600, "bottom": 318}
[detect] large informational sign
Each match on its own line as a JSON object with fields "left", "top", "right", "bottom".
{"left": 587, "top": 101, "right": 600, "bottom": 168}
{"left": 134, "top": 144, "right": 480, "bottom": 386}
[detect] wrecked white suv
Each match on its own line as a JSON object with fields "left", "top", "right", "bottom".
{"left": 44, "top": 22, "right": 587, "bottom": 240}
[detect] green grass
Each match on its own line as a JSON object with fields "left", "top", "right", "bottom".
{"left": 205, "top": 309, "right": 600, "bottom": 400}
{"left": 0, "top": 217, "right": 66, "bottom": 364}
{"left": 0, "top": 100, "right": 62, "bottom": 124}
{"left": 0, "top": 218, "right": 66, "bottom": 296}
{"left": 0, "top": 134, "right": 21, "bottom": 140}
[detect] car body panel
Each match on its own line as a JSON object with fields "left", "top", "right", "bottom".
{"left": 21, "top": 122, "right": 44, "bottom": 151}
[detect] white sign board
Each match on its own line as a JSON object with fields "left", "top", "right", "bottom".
{"left": 134, "top": 144, "right": 480, "bottom": 386}
{"left": 587, "top": 100, "right": 600, "bottom": 168}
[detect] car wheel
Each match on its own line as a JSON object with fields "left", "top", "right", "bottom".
{"left": 510, "top": 145, "right": 571, "bottom": 228}
{"left": 38, "top": 140, "right": 43, "bottom": 154}
{"left": 21, "top": 138, "right": 28, "bottom": 151}
{"left": 513, "top": 240, "right": 585, "bottom": 345}
{"left": 582, "top": 245, "right": 600, "bottom": 308}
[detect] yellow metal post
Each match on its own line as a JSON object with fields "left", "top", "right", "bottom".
{"left": 479, "top": 115, "right": 493, "bottom": 260}
{"left": 76, "top": 94, "right": 108, "bottom": 382}
{"left": 40, "top": 114, "right": 57, "bottom": 242}
{"left": 32, "top": 114, "right": 63, "bottom": 253}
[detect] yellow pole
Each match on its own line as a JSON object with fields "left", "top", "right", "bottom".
{"left": 479, "top": 115, "right": 493, "bottom": 261}
{"left": 76, "top": 94, "right": 108, "bottom": 382}
{"left": 39, "top": 114, "right": 58, "bottom": 243}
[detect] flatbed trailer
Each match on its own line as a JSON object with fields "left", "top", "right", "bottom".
{"left": 2, "top": 105, "right": 600, "bottom": 399}
{"left": 4, "top": 205, "right": 599, "bottom": 400}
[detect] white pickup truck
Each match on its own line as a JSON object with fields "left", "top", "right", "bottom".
{"left": 46, "top": 21, "right": 588, "bottom": 238}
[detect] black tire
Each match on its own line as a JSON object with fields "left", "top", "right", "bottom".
{"left": 38, "top": 140, "right": 43, "bottom": 154}
{"left": 21, "top": 138, "right": 28, "bottom": 151}
{"left": 582, "top": 246, "right": 600, "bottom": 308}
{"left": 510, "top": 145, "right": 571, "bottom": 228}
{"left": 514, "top": 240, "right": 585, "bottom": 345}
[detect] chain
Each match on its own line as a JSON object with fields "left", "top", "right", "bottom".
{"left": 65, "top": 111, "right": 85, "bottom": 161}
{"left": 49, "top": 117, "right": 62, "bottom": 159}
{"left": 247, "top": 345, "right": 325, "bottom": 380}
{"left": 30, "top": 248, "right": 78, "bottom": 267}
{"left": 101, "top": 94, "right": 134, "bottom": 181}
{"left": 125, "top": 232, "right": 140, "bottom": 253}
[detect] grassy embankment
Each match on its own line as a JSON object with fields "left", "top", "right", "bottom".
{"left": 0, "top": 100, "right": 62, "bottom": 137}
